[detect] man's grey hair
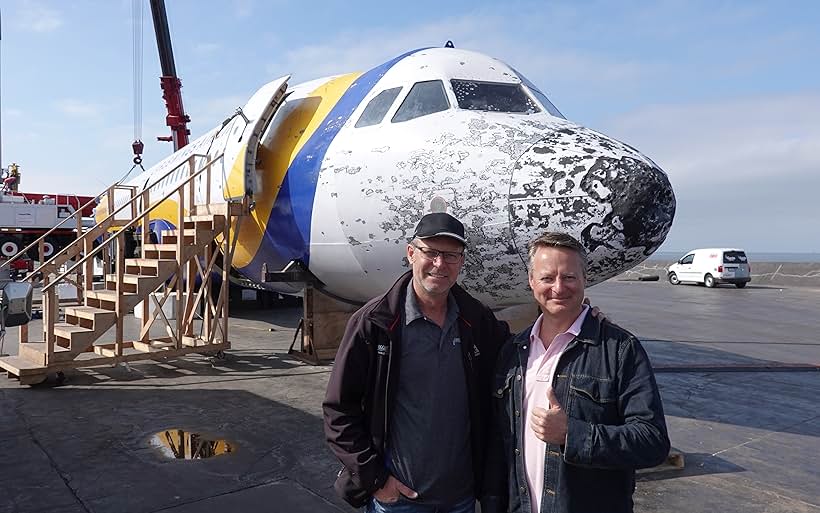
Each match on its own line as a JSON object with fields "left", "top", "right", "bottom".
{"left": 527, "top": 232, "right": 587, "bottom": 277}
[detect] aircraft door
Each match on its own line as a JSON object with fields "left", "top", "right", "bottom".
{"left": 219, "top": 77, "right": 290, "bottom": 200}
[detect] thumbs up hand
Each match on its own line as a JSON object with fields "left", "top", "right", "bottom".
{"left": 530, "top": 387, "right": 568, "bottom": 445}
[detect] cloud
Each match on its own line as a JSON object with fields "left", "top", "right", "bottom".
{"left": 602, "top": 93, "right": 820, "bottom": 189}
{"left": 186, "top": 94, "right": 248, "bottom": 131}
{"left": 55, "top": 99, "right": 103, "bottom": 118}
{"left": 263, "top": 10, "right": 653, "bottom": 97}
{"left": 16, "top": 1, "right": 64, "bottom": 33}
{"left": 602, "top": 93, "right": 820, "bottom": 252}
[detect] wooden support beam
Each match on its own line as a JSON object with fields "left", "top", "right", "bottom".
{"left": 290, "top": 285, "right": 358, "bottom": 364}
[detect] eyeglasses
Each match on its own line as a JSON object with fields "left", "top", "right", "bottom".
{"left": 411, "top": 244, "right": 464, "bottom": 264}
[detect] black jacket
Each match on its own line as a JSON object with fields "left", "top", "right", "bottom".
{"left": 323, "top": 272, "right": 511, "bottom": 507}
{"left": 483, "top": 314, "right": 670, "bottom": 513}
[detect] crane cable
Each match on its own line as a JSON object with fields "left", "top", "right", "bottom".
{"left": 130, "top": 0, "right": 145, "bottom": 172}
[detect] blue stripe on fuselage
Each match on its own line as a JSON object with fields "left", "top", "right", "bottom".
{"left": 241, "top": 48, "right": 429, "bottom": 279}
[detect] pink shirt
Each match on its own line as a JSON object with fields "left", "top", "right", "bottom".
{"left": 523, "top": 306, "right": 588, "bottom": 513}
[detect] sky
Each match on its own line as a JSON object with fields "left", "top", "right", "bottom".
{"left": 1, "top": 0, "right": 818, "bottom": 253}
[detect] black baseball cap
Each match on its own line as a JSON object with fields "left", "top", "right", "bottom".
{"left": 412, "top": 213, "right": 466, "bottom": 245}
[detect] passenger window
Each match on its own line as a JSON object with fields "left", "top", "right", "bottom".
{"left": 392, "top": 81, "right": 449, "bottom": 123}
{"left": 356, "top": 87, "right": 402, "bottom": 127}
{"left": 680, "top": 254, "right": 694, "bottom": 265}
{"left": 451, "top": 79, "right": 539, "bottom": 114}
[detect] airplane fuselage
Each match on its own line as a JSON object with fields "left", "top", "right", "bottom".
{"left": 99, "top": 47, "right": 676, "bottom": 306}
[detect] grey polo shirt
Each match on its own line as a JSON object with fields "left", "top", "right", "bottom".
{"left": 385, "top": 283, "right": 473, "bottom": 506}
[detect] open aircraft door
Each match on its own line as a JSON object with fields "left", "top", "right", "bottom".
{"left": 217, "top": 76, "right": 290, "bottom": 200}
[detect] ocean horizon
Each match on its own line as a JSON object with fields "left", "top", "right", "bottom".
{"left": 648, "top": 251, "right": 820, "bottom": 263}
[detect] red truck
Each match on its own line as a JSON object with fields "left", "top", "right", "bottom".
{"left": 0, "top": 190, "right": 95, "bottom": 260}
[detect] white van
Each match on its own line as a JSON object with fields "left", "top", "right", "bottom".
{"left": 667, "top": 248, "right": 751, "bottom": 288}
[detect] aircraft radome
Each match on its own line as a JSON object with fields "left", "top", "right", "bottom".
{"left": 99, "top": 45, "right": 676, "bottom": 307}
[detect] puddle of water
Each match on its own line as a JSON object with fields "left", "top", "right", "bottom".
{"left": 151, "top": 429, "right": 236, "bottom": 459}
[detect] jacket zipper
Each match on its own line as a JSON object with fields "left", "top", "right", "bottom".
{"left": 384, "top": 334, "right": 393, "bottom": 438}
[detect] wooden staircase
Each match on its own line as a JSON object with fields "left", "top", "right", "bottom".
{"left": 0, "top": 153, "right": 240, "bottom": 385}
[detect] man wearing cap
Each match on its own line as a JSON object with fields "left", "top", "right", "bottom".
{"left": 323, "top": 212, "right": 511, "bottom": 513}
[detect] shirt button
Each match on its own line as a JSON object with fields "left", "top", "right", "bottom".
{"left": 514, "top": 448, "right": 520, "bottom": 455}
{"left": 523, "top": 345, "right": 528, "bottom": 350}
{"left": 515, "top": 409, "right": 520, "bottom": 417}
{"left": 520, "top": 486, "right": 527, "bottom": 495}
{"left": 497, "top": 388, "right": 504, "bottom": 395}
{"left": 516, "top": 374, "right": 522, "bottom": 380}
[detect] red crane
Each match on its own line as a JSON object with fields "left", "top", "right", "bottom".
{"left": 149, "top": 0, "right": 190, "bottom": 152}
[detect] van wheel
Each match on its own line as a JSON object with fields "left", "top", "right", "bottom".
{"left": 668, "top": 272, "right": 680, "bottom": 285}
{"left": 735, "top": 282, "right": 747, "bottom": 289}
{"left": 704, "top": 274, "right": 716, "bottom": 288}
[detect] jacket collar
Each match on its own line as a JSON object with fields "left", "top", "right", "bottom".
{"left": 366, "top": 271, "right": 481, "bottom": 331}
{"left": 513, "top": 308, "right": 602, "bottom": 347}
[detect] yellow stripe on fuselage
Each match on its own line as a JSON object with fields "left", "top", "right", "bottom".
{"left": 228, "top": 72, "right": 362, "bottom": 268}
{"left": 95, "top": 197, "right": 185, "bottom": 232}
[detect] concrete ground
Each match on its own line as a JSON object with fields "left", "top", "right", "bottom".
{"left": 1, "top": 280, "right": 818, "bottom": 512}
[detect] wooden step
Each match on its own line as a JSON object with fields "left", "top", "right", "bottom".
{"left": 0, "top": 354, "right": 46, "bottom": 373}
{"left": 84, "top": 289, "right": 141, "bottom": 310}
{"left": 64, "top": 306, "right": 117, "bottom": 330}
{"left": 160, "top": 229, "right": 214, "bottom": 245}
{"left": 184, "top": 214, "right": 223, "bottom": 223}
{"left": 124, "top": 258, "right": 176, "bottom": 277}
{"left": 143, "top": 244, "right": 179, "bottom": 259}
{"left": 0, "top": 355, "right": 49, "bottom": 384}
{"left": 65, "top": 305, "right": 116, "bottom": 320}
{"left": 143, "top": 242, "right": 213, "bottom": 261}
{"left": 191, "top": 202, "right": 244, "bottom": 218}
{"left": 160, "top": 232, "right": 195, "bottom": 245}
{"left": 17, "top": 342, "right": 74, "bottom": 365}
{"left": 183, "top": 215, "right": 225, "bottom": 232}
{"left": 84, "top": 289, "right": 123, "bottom": 302}
{"left": 103, "top": 273, "right": 166, "bottom": 294}
{"left": 104, "top": 273, "right": 145, "bottom": 285}
{"left": 53, "top": 323, "right": 96, "bottom": 350}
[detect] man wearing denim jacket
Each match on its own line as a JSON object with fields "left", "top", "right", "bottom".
{"left": 482, "top": 232, "right": 670, "bottom": 513}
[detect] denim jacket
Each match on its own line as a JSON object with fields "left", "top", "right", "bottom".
{"left": 481, "top": 314, "right": 670, "bottom": 513}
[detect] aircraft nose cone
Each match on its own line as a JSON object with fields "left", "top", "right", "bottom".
{"left": 508, "top": 126, "right": 676, "bottom": 284}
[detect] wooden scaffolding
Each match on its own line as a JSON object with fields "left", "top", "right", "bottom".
{"left": 0, "top": 153, "right": 245, "bottom": 385}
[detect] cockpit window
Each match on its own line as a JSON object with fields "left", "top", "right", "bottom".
{"left": 451, "top": 80, "right": 539, "bottom": 114}
{"left": 510, "top": 67, "right": 565, "bottom": 119}
{"left": 391, "top": 80, "right": 449, "bottom": 123}
{"left": 526, "top": 86, "right": 564, "bottom": 118}
{"left": 356, "top": 87, "right": 402, "bottom": 128}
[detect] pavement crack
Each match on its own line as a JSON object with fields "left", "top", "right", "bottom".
{"left": 16, "top": 399, "right": 94, "bottom": 513}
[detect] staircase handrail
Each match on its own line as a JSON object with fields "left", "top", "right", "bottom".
{"left": 0, "top": 190, "right": 112, "bottom": 271}
{"left": 24, "top": 153, "right": 214, "bottom": 281}
{"left": 42, "top": 153, "right": 225, "bottom": 293}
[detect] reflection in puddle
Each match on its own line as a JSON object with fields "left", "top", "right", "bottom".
{"left": 152, "top": 429, "right": 236, "bottom": 459}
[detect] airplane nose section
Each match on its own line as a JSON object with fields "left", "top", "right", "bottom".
{"left": 508, "top": 126, "right": 676, "bottom": 284}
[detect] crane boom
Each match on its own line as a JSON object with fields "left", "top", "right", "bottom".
{"left": 149, "top": 0, "right": 190, "bottom": 151}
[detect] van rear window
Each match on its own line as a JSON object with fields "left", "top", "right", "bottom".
{"left": 723, "top": 251, "right": 748, "bottom": 264}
